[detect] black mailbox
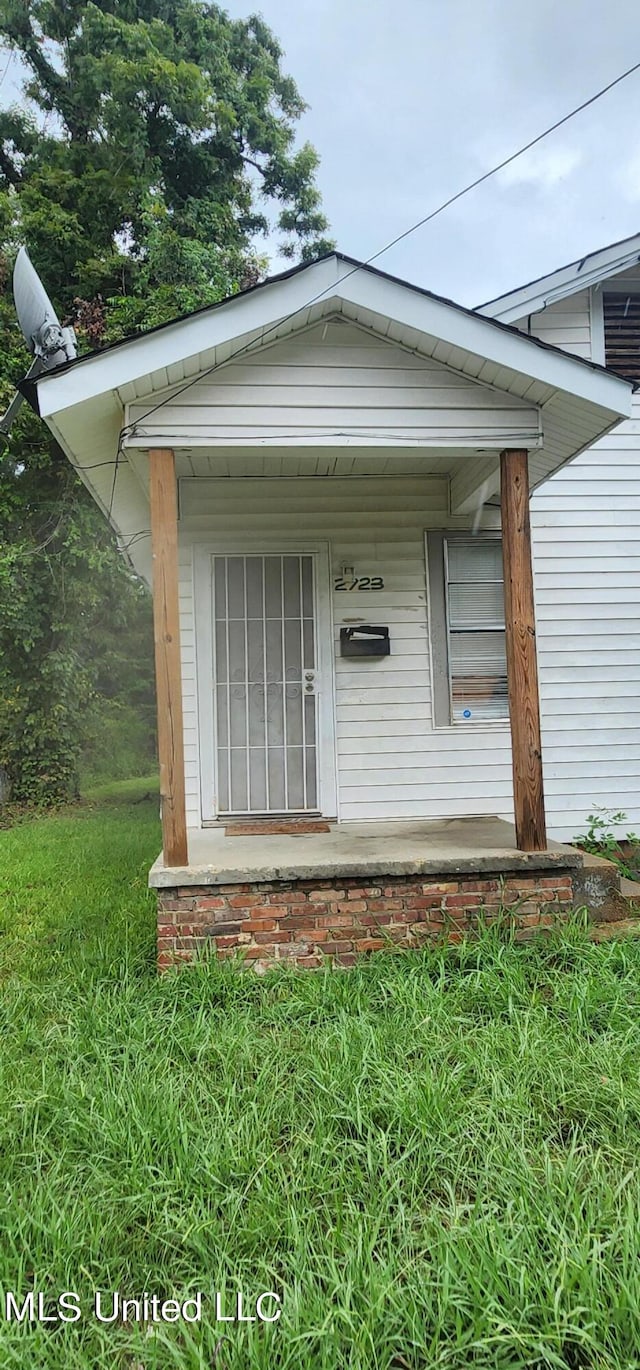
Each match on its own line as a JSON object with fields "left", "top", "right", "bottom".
{"left": 340, "top": 625, "right": 390, "bottom": 657}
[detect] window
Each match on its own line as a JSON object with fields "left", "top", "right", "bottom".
{"left": 603, "top": 292, "right": 640, "bottom": 380}
{"left": 426, "top": 532, "right": 509, "bottom": 725}
{"left": 445, "top": 537, "right": 508, "bottom": 723}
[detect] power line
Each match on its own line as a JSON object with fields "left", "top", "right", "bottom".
{"left": 361, "top": 57, "right": 640, "bottom": 267}
{"left": 118, "top": 529, "right": 151, "bottom": 554}
{"left": 107, "top": 444, "right": 122, "bottom": 521}
{"left": 75, "top": 458, "right": 125, "bottom": 472}
{"left": 0, "top": 49, "right": 14, "bottom": 93}
{"left": 124, "top": 55, "right": 640, "bottom": 436}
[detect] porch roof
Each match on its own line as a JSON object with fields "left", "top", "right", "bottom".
{"left": 21, "top": 252, "right": 634, "bottom": 583}
{"left": 26, "top": 252, "right": 633, "bottom": 416}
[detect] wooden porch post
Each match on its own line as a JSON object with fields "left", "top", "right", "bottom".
{"left": 149, "top": 447, "right": 188, "bottom": 867}
{"left": 500, "top": 448, "right": 547, "bottom": 852}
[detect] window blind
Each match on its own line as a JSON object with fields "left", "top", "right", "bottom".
{"left": 444, "top": 536, "right": 509, "bottom": 723}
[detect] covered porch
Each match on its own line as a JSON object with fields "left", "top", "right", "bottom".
{"left": 148, "top": 443, "right": 569, "bottom": 868}
{"left": 23, "top": 253, "right": 634, "bottom": 966}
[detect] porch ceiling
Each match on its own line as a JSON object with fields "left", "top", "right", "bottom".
{"left": 127, "top": 444, "right": 504, "bottom": 489}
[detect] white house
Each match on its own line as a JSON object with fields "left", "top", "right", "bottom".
{"left": 480, "top": 229, "right": 640, "bottom": 843}
{"left": 21, "top": 252, "right": 635, "bottom": 967}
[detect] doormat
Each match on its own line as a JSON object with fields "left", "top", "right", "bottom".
{"left": 224, "top": 819, "right": 331, "bottom": 836}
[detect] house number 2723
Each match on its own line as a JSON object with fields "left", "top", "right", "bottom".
{"left": 333, "top": 575, "right": 385, "bottom": 591}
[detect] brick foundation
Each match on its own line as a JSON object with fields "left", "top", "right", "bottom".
{"left": 157, "top": 870, "right": 576, "bottom": 971}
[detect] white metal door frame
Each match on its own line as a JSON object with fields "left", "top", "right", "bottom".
{"left": 213, "top": 552, "right": 318, "bottom": 816}
{"left": 194, "top": 540, "right": 337, "bottom": 823}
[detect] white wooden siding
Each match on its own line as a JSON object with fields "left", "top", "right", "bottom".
{"left": 512, "top": 290, "right": 591, "bottom": 358}
{"left": 174, "top": 285, "right": 640, "bottom": 842}
{"left": 600, "top": 265, "right": 640, "bottom": 292}
{"left": 178, "top": 476, "right": 514, "bottom": 827}
{"left": 518, "top": 278, "right": 640, "bottom": 839}
{"left": 128, "top": 319, "right": 539, "bottom": 449}
{"left": 177, "top": 440, "right": 640, "bottom": 838}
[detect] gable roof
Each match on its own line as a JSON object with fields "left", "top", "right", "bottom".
{"left": 21, "top": 250, "right": 634, "bottom": 587}
{"left": 478, "top": 229, "right": 640, "bottom": 323}
{"left": 22, "top": 250, "right": 629, "bottom": 418}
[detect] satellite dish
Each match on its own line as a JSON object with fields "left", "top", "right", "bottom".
{"left": 0, "top": 246, "right": 77, "bottom": 438}
{"left": 13, "top": 247, "right": 77, "bottom": 366}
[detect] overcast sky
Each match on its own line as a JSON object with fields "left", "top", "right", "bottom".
{"left": 4, "top": 0, "right": 640, "bottom": 307}
{"left": 223, "top": 0, "right": 640, "bottom": 305}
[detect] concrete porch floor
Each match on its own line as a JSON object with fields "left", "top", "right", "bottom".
{"left": 149, "top": 815, "right": 583, "bottom": 889}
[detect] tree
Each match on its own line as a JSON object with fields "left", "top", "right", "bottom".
{"left": 0, "top": 0, "right": 333, "bottom": 803}
{"left": 0, "top": 0, "right": 333, "bottom": 330}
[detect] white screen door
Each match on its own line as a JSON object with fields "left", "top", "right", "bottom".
{"left": 212, "top": 554, "right": 320, "bottom": 815}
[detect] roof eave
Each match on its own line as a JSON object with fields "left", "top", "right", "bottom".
{"left": 479, "top": 230, "right": 640, "bottom": 321}
{"left": 24, "top": 253, "right": 634, "bottom": 429}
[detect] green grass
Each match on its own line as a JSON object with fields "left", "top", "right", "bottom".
{"left": 2, "top": 782, "right": 640, "bottom": 1368}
